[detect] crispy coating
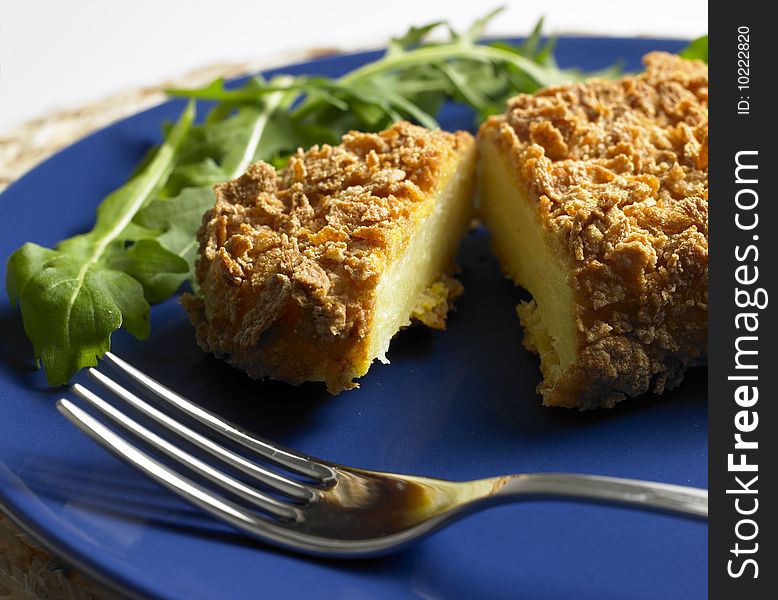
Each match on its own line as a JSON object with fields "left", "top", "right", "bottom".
{"left": 480, "top": 53, "right": 708, "bottom": 408}
{"left": 183, "top": 122, "right": 474, "bottom": 393}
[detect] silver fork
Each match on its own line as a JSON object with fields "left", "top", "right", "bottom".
{"left": 57, "top": 353, "right": 707, "bottom": 558}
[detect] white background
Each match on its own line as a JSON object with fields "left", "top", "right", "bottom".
{"left": 0, "top": 0, "right": 707, "bottom": 134}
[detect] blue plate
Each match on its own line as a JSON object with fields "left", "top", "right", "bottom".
{"left": 0, "top": 37, "right": 706, "bottom": 600}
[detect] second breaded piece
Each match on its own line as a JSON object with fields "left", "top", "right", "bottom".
{"left": 183, "top": 121, "right": 476, "bottom": 393}
{"left": 477, "top": 53, "right": 708, "bottom": 409}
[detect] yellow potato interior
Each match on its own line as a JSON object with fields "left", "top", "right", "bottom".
{"left": 477, "top": 136, "right": 578, "bottom": 386}
{"left": 367, "top": 146, "right": 476, "bottom": 364}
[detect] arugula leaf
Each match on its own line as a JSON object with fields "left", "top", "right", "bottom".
{"left": 163, "top": 76, "right": 298, "bottom": 194}
{"left": 137, "top": 188, "right": 213, "bottom": 261}
{"left": 105, "top": 239, "right": 189, "bottom": 304}
{"left": 680, "top": 35, "right": 708, "bottom": 64}
{"left": 5, "top": 101, "right": 195, "bottom": 385}
{"left": 7, "top": 243, "right": 150, "bottom": 385}
{"left": 216, "top": 80, "right": 296, "bottom": 178}
{"left": 387, "top": 21, "right": 446, "bottom": 56}
{"left": 341, "top": 40, "right": 576, "bottom": 89}
{"left": 518, "top": 17, "right": 546, "bottom": 59}
{"left": 134, "top": 186, "right": 217, "bottom": 283}
{"left": 459, "top": 6, "right": 505, "bottom": 45}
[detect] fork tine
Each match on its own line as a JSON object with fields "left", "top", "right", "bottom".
{"left": 103, "top": 352, "right": 333, "bottom": 482}
{"left": 69, "top": 385, "right": 302, "bottom": 521}
{"left": 56, "top": 399, "right": 287, "bottom": 531}
{"left": 85, "top": 368, "right": 314, "bottom": 502}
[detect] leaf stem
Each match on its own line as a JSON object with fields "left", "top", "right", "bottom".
{"left": 339, "top": 42, "right": 573, "bottom": 87}
{"left": 229, "top": 76, "right": 296, "bottom": 178}
{"left": 86, "top": 103, "right": 194, "bottom": 269}
{"left": 291, "top": 41, "right": 573, "bottom": 123}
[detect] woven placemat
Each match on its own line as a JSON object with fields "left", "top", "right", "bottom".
{"left": 0, "top": 47, "right": 336, "bottom": 600}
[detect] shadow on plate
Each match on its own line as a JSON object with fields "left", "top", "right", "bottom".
{"left": 18, "top": 453, "right": 416, "bottom": 570}
{"left": 0, "top": 308, "right": 38, "bottom": 377}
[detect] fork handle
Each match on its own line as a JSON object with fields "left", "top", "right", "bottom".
{"left": 485, "top": 473, "right": 707, "bottom": 519}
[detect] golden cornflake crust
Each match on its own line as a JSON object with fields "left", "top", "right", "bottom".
{"left": 479, "top": 53, "right": 708, "bottom": 408}
{"left": 183, "top": 121, "right": 474, "bottom": 393}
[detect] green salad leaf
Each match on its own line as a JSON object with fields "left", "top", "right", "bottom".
{"left": 134, "top": 187, "right": 217, "bottom": 283}
{"left": 11, "top": 9, "right": 687, "bottom": 386}
{"left": 680, "top": 35, "right": 708, "bottom": 64}
{"left": 6, "top": 102, "right": 195, "bottom": 384}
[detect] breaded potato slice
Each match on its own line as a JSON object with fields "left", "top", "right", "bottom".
{"left": 477, "top": 53, "right": 708, "bottom": 409}
{"left": 183, "top": 122, "right": 476, "bottom": 393}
